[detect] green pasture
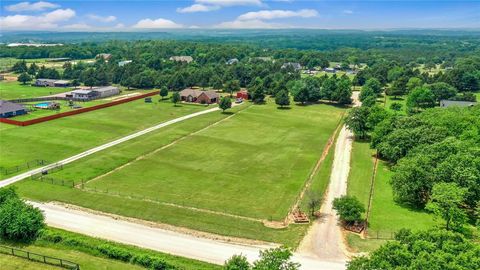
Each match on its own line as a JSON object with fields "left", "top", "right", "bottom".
{"left": 346, "top": 139, "right": 437, "bottom": 251}
{"left": 0, "top": 98, "right": 207, "bottom": 178}
{"left": 83, "top": 101, "right": 344, "bottom": 220}
{"left": 0, "top": 81, "right": 70, "bottom": 100}
{"left": 14, "top": 100, "right": 343, "bottom": 246}
{"left": 347, "top": 141, "right": 375, "bottom": 209}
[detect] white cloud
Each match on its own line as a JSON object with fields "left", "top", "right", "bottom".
{"left": 196, "top": 0, "right": 262, "bottom": 6}
{"left": 87, "top": 14, "right": 117, "bottom": 23}
{"left": 237, "top": 9, "right": 317, "bottom": 21}
{"left": 5, "top": 1, "right": 59, "bottom": 12}
{"left": 215, "top": 19, "right": 284, "bottom": 29}
{"left": 114, "top": 23, "right": 125, "bottom": 28}
{"left": 177, "top": 4, "right": 220, "bottom": 13}
{"left": 0, "top": 8, "right": 75, "bottom": 29}
{"left": 177, "top": 0, "right": 262, "bottom": 13}
{"left": 133, "top": 18, "right": 183, "bottom": 29}
{"left": 343, "top": 10, "right": 354, "bottom": 14}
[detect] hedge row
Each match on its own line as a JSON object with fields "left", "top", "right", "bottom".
{"left": 40, "top": 229, "right": 176, "bottom": 270}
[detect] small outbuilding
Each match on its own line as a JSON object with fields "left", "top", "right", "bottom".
{"left": 281, "top": 62, "right": 302, "bottom": 71}
{"left": 118, "top": 60, "right": 132, "bottom": 67}
{"left": 440, "top": 100, "right": 477, "bottom": 108}
{"left": 226, "top": 58, "right": 239, "bottom": 65}
{"left": 169, "top": 56, "right": 193, "bottom": 63}
{"left": 0, "top": 100, "right": 27, "bottom": 118}
{"left": 35, "top": 78, "right": 71, "bottom": 87}
{"left": 236, "top": 90, "right": 250, "bottom": 100}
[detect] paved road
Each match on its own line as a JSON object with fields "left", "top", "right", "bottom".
{"left": 0, "top": 106, "right": 220, "bottom": 188}
{"left": 31, "top": 202, "right": 346, "bottom": 270}
{"left": 297, "top": 92, "right": 360, "bottom": 261}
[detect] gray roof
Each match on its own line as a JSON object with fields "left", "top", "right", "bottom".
{"left": 440, "top": 100, "right": 477, "bottom": 108}
{"left": 226, "top": 58, "right": 239, "bottom": 64}
{"left": 72, "top": 90, "right": 93, "bottom": 94}
{"left": 281, "top": 62, "right": 302, "bottom": 70}
{"left": 92, "top": 86, "right": 119, "bottom": 93}
{"left": 54, "top": 80, "right": 70, "bottom": 84}
{"left": 36, "top": 78, "right": 58, "bottom": 83}
{"left": 169, "top": 56, "right": 193, "bottom": 63}
{"left": 0, "top": 100, "right": 26, "bottom": 114}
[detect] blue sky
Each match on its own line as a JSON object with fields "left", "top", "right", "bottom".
{"left": 1, "top": 0, "right": 479, "bottom": 31}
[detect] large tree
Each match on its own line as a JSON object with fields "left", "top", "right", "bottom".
{"left": 17, "top": 72, "right": 31, "bottom": 85}
{"left": 275, "top": 89, "right": 290, "bottom": 108}
{"left": 426, "top": 183, "right": 468, "bottom": 231}
{"left": 0, "top": 187, "right": 45, "bottom": 242}
{"left": 345, "top": 107, "right": 370, "bottom": 139}
{"left": 219, "top": 96, "right": 232, "bottom": 112}
{"left": 347, "top": 229, "right": 480, "bottom": 270}
{"left": 332, "top": 195, "right": 365, "bottom": 225}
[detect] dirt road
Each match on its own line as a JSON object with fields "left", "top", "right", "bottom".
{"left": 0, "top": 106, "right": 222, "bottom": 188}
{"left": 31, "top": 202, "right": 346, "bottom": 270}
{"left": 297, "top": 92, "right": 360, "bottom": 261}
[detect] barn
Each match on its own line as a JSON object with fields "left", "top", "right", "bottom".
{"left": 0, "top": 100, "right": 27, "bottom": 118}
{"left": 236, "top": 90, "right": 250, "bottom": 100}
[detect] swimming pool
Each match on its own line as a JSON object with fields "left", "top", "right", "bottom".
{"left": 35, "top": 102, "right": 51, "bottom": 109}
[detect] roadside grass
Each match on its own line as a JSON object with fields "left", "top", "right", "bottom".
{"left": 0, "top": 81, "right": 70, "bottom": 100}
{"left": 346, "top": 233, "right": 386, "bottom": 253}
{"left": 1, "top": 227, "right": 218, "bottom": 270}
{"left": 82, "top": 101, "right": 344, "bottom": 220}
{"left": 0, "top": 99, "right": 207, "bottom": 179}
{"left": 16, "top": 180, "right": 309, "bottom": 247}
{"left": 346, "top": 140, "right": 437, "bottom": 252}
{"left": 347, "top": 141, "right": 375, "bottom": 208}
{"left": 368, "top": 161, "right": 437, "bottom": 233}
{"left": 0, "top": 254, "right": 60, "bottom": 270}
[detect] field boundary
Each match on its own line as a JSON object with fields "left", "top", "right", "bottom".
{"left": 287, "top": 111, "right": 346, "bottom": 222}
{"left": 0, "top": 91, "right": 158, "bottom": 126}
{"left": 363, "top": 151, "right": 379, "bottom": 237}
{"left": 0, "top": 244, "right": 80, "bottom": 270}
{"left": 82, "top": 104, "right": 252, "bottom": 186}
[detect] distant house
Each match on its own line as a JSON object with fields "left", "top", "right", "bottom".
{"left": 35, "top": 79, "right": 71, "bottom": 87}
{"left": 252, "top": 57, "right": 273, "bottom": 62}
{"left": 70, "top": 86, "right": 120, "bottom": 100}
{"left": 96, "top": 53, "right": 112, "bottom": 60}
{"left": 281, "top": 62, "right": 302, "bottom": 71}
{"left": 323, "top": 67, "right": 337, "bottom": 73}
{"left": 440, "top": 100, "right": 477, "bottom": 108}
{"left": 169, "top": 56, "right": 193, "bottom": 63}
{"left": 179, "top": 88, "right": 219, "bottom": 104}
{"left": 118, "top": 60, "right": 132, "bottom": 67}
{"left": 226, "top": 58, "right": 239, "bottom": 65}
{"left": 71, "top": 90, "right": 95, "bottom": 100}
{"left": 0, "top": 100, "right": 27, "bottom": 118}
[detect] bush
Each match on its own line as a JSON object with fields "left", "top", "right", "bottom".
{"left": 332, "top": 195, "right": 365, "bottom": 225}
{"left": 39, "top": 229, "right": 176, "bottom": 270}
{"left": 0, "top": 187, "right": 45, "bottom": 242}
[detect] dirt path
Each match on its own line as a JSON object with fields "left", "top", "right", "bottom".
{"left": 31, "top": 201, "right": 346, "bottom": 270}
{"left": 0, "top": 106, "right": 225, "bottom": 188}
{"left": 297, "top": 92, "right": 360, "bottom": 261}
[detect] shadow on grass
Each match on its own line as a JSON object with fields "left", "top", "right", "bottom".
{"left": 221, "top": 111, "right": 235, "bottom": 115}
{"left": 277, "top": 106, "right": 291, "bottom": 110}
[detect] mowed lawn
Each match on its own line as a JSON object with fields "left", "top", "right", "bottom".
{"left": 0, "top": 81, "right": 70, "bottom": 100}
{"left": 0, "top": 99, "right": 207, "bottom": 178}
{"left": 346, "top": 141, "right": 437, "bottom": 251}
{"left": 85, "top": 101, "right": 344, "bottom": 220}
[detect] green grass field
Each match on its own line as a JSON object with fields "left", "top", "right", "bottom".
{"left": 0, "top": 99, "right": 207, "bottom": 179}
{"left": 346, "top": 139, "right": 437, "bottom": 251}
{"left": 0, "top": 81, "right": 70, "bottom": 100}
{"left": 347, "top": 141, "right": 375, "bottom": 209}
{"left": 82, "top": 101, "right": 344, "bottom": 220}
{"left": 14, "top": 100, "right": 344, "bottom": 246}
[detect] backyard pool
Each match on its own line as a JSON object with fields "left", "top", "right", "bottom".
{"left": 34, "top": 101, "right": 60, "bottom": 109}
{"left": 35, "top": 102, "right": 51, "bottom": 108}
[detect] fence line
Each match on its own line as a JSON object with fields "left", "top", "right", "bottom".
{"left": 0, "top": 91, "right": 158, "bottom": 127}
{"left": 0, "top": 159, "right": 48, "bottom": 175}
{"left": 0, "top": 245, "right": 80, "bottom": 270}
{"left": 365, "top": 230, "right": 396, "bottom": 240}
